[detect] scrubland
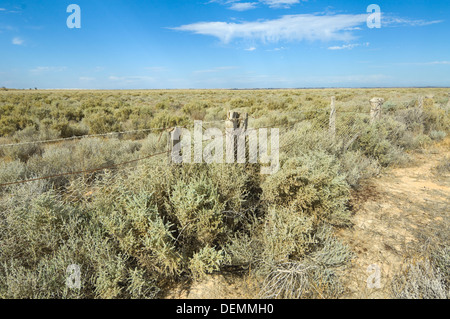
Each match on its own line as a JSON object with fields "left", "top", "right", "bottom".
{"left": 0, "top": 88, "right": 448, "bottom": 299}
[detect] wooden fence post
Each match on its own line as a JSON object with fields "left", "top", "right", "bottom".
{"left": 329, "top": 96, "right": 336, "bottom": 139}
{"left": 225, "top": 111, "right": 248, "bottom": 163}
{"left": 370, "top": 97, "right": 384, "bottom": 124}
{"left": 418, "top": 96, "right": 424, "bottom": 112}
{"left": 168, "top": 127, "right": 182, "bottom": 164}
{"left": 226, "top": 111, "right": 239, "bottom": 163}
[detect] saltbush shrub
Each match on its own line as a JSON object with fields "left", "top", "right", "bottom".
{"left": 262, "top": 151, "right": 352, "bottom": 226}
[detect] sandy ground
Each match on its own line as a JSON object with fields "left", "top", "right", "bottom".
{"left": 337, "top": 138, "right": 450, "bottom": 298}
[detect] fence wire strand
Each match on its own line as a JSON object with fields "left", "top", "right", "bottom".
{"left": 0, "top": 109, "right": 372, "bottom": 189}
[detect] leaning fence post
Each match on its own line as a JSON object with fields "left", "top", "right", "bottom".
{"left": 370, "top": 97, "right": 384, "bottom": 124}
{"left": 329, "top": 96, "right": 336, "bottom": 139}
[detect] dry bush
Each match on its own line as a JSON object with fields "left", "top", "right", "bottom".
{"left": 435, "top": 156, "right": 450, "bottom": 175}
{"left": 339, "top": 151, "right": 380, "bottom": 189}
{"left": 258, "top": 224, "right": 353, "bottom": 299}
{"left": 391, "top": 260, "right": 448, "bottom": 299}
{"left": 0, "top": 160, "right": 27, "bottom": 186}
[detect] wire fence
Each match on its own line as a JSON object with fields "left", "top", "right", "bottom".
{"left": 0, "top": 121, "right": 230, "bottom": 148}
{"left": 0, "top": 103, "right": 384, "bottom": 189}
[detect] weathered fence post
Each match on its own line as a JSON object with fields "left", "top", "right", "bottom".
{"left": 370, "top": 97, "right": 384, "bottom": 124}
{"left": 240, "top": 112, "right": 249, "bottom": 131}
{"left": 168, "top": 127, "right": 182, "bottom": 164}
{"left": 226, "top": 111, "right": 239, "bottom": 163}
{"left": 226, "top": 111, "right": 248, "bottom": 163}
{"left": 329, "top": 96, "right": 336, "bottom": 139}
{"left": 418, "top": 96, "right": 424, "bottom": 111}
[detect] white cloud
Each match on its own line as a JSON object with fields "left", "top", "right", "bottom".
{"left": 328, "top": 42, "right": 369, "bottom": 50}
{"left": 266, "top": 46, "right": 287, "bottom": 51}
{"left": 211, "top": 0, "right": 302, "bottom": 10}
{"left": 245, "top": 47, "right": 257, "bottom": 51}
{"left": 30, "top": 66, "right": 67, "bottom": 73}
{"left": 0, "top": 8, "right": 6, "bottom": 11}
{"left": 79, "top": 77, "right": 95, "bottom": 81}
{"left": 193, "top": 66, "right": 238, "bottom": 74}
{"left": 12, "top": 37, "right": 24, "bottom": 45}
{"left": 173, "top": 13, "right": 368, "bottom": 44}
{"left": 260, "top": 0, "right": 300, "bottom": 8}
{"left": 399, "top": 61, "right": 450, "bottom": 66}
{"left": 144, "top": 67, "right": 167, "bottom": 72}
{"left": 383, "top": 16, "right": 443, "bottom": 27}
{"left": 426, "top": 61, "right": 450, "bottom": 65}
{"left": 108, "top": 76, "right": 155, "bottom": 84}
{"left": 229, "top": 2, "right": 258, "bottom": 11}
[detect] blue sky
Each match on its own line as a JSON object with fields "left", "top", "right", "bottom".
{"left": 0, "top": 0, "right": 449, "bottom": 89}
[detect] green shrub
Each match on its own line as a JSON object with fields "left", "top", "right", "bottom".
{"left": 2, "top": 127, "right": 44, "bottom": 162}
{"left": 262, "top": 151, "right": 352, "bottom": 226}
{"left": 422, "top": 104, "right": 450, "bottom": 133}
{"left": 0, "top": 160, "right": 27, "bottom": 186}
{"left": 168, "top": 174, "right": 226, "bottom": 247}
{"left": 95, "top": 189, "right": 180, "bottom": 277}
{"left": 150, "top": 111, "right": 189, "bottom": 129}
{"left": 182, "top": 101, "right": 209, "bottom": 120}
{"left": 84, "top": 112, "right": 121, "bottom": 134}
{"left": 140, "top": 133, "right": 168, "bottom": 156}
{"left": 339, "top": 151, "right": 380, "bottom": 189}
{"left": 261, "top": 206, "right": 316, "bottom": 265}
{"left": 430, "top": 130, "right": 447, "bottom": 141}
{"left": 189, "top": 246, "right": 228, "bottom": 281}
{"left": 356, "top": 119, "right": 409, "bottom": 166}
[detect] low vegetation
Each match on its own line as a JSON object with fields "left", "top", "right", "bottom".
{"left": 0, "top": 88, "right": 449, "bottom": 299}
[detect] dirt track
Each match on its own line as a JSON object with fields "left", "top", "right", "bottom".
{"left": 337, "top": 138, "right": 450, "bottom": 298}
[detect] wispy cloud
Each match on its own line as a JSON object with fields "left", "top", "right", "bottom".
{"left": 173, "top": 13, "right": 369, "bottom": 44}
{"left": 193, "top": 66, "right": 238, "bottom": 74}
{"left": 0, "top": 7, "right": 22, "bottom": 14}
{"left": 144, "top": 67, "right": 168, "bottom": 72}
{"left": 260, "top": 0, "right": 300, "bottom": 9}
{"left": 173, "top": 11, "right": 442, "bottom": 46}
{"left": 211, "top": 0, "right": 302, "bottom": 10}
{"left": 425, "top": 61, "right": 450, "bottom": 65}
{"left": 108, "top": 76, "right": 155, "bottom": 83}
{"left": 30, "top": 66, "right": 67, "bottom": 73}
{"left": 12, "top": 37, "right": 24, "bottom": 45}
{"left": 328, "top": 42, "right": 369, "bottom": 50}
{"left": 79, "top": 77, "right": 96, "bottom": 82}
{"left": 245, "top": 47, "right": 257, "bottom": 51}
{"left": 229, "top": 2, "right": 258, "bottom": 11}
{"left": 397, "top": 61, "right": 450, "bottom": 66}
{"left": 273, "top": 46, "right": 286, "bottom": 51}
{"left": 383, "top": 16, "right": 443, "bottom": 27}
